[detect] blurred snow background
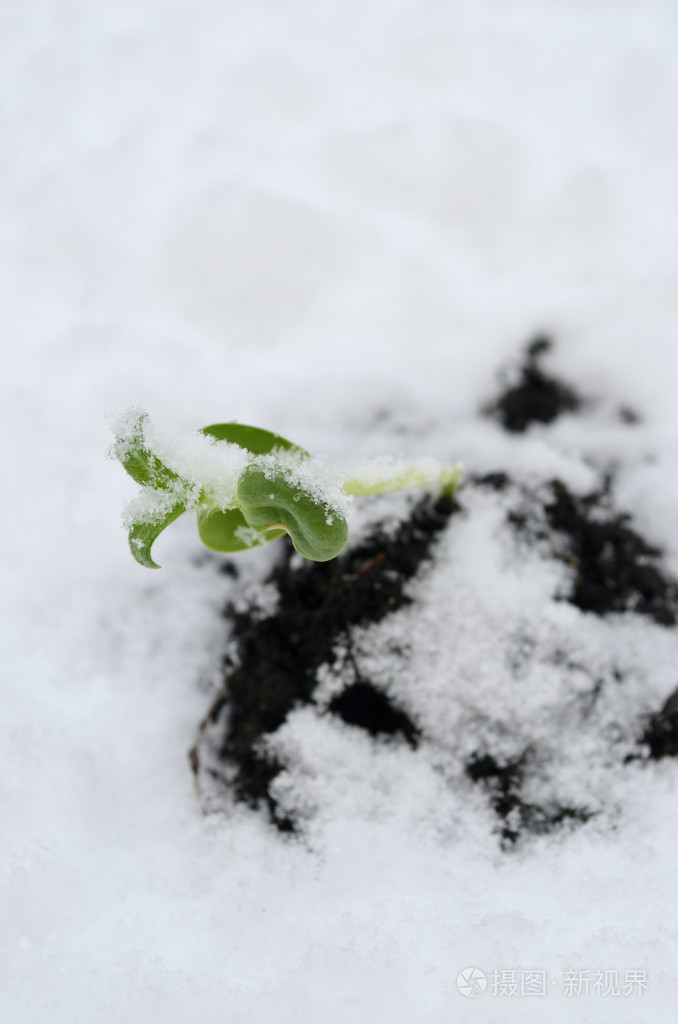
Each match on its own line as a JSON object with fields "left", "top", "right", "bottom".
{"left": 3, "top": 1, "right": 678, "bottom": 1020}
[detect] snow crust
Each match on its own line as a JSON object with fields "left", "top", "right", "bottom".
{"left": 3, "top": 1, "right": 678, "bottom": 1021}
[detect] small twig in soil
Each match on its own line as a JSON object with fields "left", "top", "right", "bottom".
{"left": 344, "top": 551, "right": 387, "bottom": 581}
{"left": 189, "top": 671, "right": 232, "bottom": 796}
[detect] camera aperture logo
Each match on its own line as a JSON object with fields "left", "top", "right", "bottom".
{"left": 457, "top": 968, "right": 487, "bottom": 998}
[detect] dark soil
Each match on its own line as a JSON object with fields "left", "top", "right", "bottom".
{"left": 211, "top": 494, "right": 456, "bottom": 832}
{"left": 328, "top": 682, "right": 419, "bottom": 747}
{"left": 642, "top": 686, "right": 678, "bottom": 759}
{"left": 502, "top": 475, "right": 678, "bottom": 625}
{"left": 545, "top": 480, "right": 678, "bottom": 625}
{"left": 466, "top": 752, "right": 592, "bottom": 848}
{"left": 478, "top": 466, "right": 678, "bottom": 626}
{"left": 485, "top": 335, "right": 582, "bottom": 432}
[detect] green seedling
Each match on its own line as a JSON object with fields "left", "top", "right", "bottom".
{"left": 111, "top": 410, "right": 461, "bottom": 568}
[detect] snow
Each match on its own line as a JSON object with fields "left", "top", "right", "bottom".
{"left": 3, "top": 1, "right": 678, "bottom": 1020}
{"left": 113, "top": 408, "right": 249, "bottom": 511}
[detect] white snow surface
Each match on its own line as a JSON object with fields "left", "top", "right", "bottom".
{"left": 3, "top": 1, "right": 678, "bottom": 1020}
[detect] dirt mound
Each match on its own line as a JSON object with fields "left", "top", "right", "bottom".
{"left": 194, "top": 339, "right": 678, "bottom": 845}
{"left": 485, "top": 335, "right": 581, "bottom": 432}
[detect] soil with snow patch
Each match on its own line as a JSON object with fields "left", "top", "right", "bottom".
{"left": 196, "top": 340, "right": 678, "bottom": 846}
{"left": 204, "top": 493, "right": 455, "bottom": 833}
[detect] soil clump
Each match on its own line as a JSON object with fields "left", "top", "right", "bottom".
{"left": 486, "top": 335, "right": 581, "bottom": 432}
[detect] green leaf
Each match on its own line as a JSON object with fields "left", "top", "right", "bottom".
{"left": 196, "top": 506, "right": 285, "bottom": 553}
{"left": 198, "top": 425, "right": 305, "bottom": 553}
{"left": 128, "top": 502, "right": 187, "bottom": 569}
{"left": 237, "top": 465, "right": 348, "bottom": 562}
{"left": 201, "top": 422, "right": 307, "bottom": 457}
{"left": 116, "top": 413, "right": 179, "bottom": 489}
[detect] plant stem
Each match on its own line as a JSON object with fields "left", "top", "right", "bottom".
{"left": 343, "top": 460, "right": 461, "bottom": 499}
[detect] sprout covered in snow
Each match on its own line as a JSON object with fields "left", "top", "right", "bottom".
{"left": 111, "top": 410, "right": 461, "bottom": 568}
